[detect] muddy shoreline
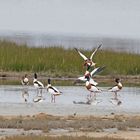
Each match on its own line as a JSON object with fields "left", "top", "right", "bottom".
{"left": 0, "top": 114, "right": 140, "bottom": 140}
{"left": 0, "top": 72, "right": 140, "bottom": 86}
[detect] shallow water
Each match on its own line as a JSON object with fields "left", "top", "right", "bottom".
{"left": 0, "top": 85, "right": 140, "bottom": 116}
{"left": 0, "top": 128, "right": 42, "bottom": 137}
{"left": 1, "top": 34, "right": 140, "bottom": 54}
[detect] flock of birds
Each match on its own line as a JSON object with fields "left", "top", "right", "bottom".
{"left": 21, "top": 44, "right": 123, "bottom": 105}
{"left": 74, "top": 44, "right": 123, "bottom": 105}
{"left": 21, "top": 73, "right": 62, "bottom": 103}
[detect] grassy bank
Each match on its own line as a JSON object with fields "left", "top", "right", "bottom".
{"left": 0, "top": 41, "right": 140, "bottom": 77}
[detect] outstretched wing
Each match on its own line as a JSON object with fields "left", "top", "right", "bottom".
{"left": 90, "top": 66, "right": 105, "bottom": 76}
{"left": 90, "top": 44, "right": 102, "bottom": 60}
{"left": 78, "top": 76, "right": 87, "bottom": 81}
{"left": 89, "top": 78, "right": 98, "bottom": 86}
{"left": 75, "top": 48, "right": 88, "bottom": 61}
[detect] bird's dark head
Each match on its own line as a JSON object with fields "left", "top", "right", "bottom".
{"left": 115, "top": 78, "right": 120, "bottom": 83}
{"left": 85, "top": 75, "right": 90, "bottom": 81}
{"left": 48, "top": 79, "right": 51, "bottom": 84}
{"left": 34, "top": 73, "right": 37, "bottom": 79}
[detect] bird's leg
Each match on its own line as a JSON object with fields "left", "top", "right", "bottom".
{"left": 88, "top": 92, "right": 94, "bottom": 102}
{"left": 87, "top": 94, "right": 90, "bottom": 101}
{"left": 51, "top": 94, "right": 53, "bottom": 103}
{"left": 114, "top": 92, "right": 118, "bottom": 100}
{"left": 25, "top": 98, "right": 27, "bottom": 102}
{"left": 40, "top": 89, "right": 42, "bottom": 96}
{"left": 90, "top": 92, "right": 93, "bottom": 99}
{"left": 37, "top": 88, "right": 39, "bottom": 96}
{"left": 51, "top": 95, "right": 55, "bottom": 103}
{"left": 54, "top": 95, "right": 55, "bottom": 103}
{"left": 94, "top": 92, "right": 97, "bottom": 99}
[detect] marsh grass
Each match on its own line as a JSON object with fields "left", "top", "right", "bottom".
{"left": 3, "top": 136, "right": 127, "bottom": 140}
{"left": 0, "top": 40, "right": 140, "bottom": 76}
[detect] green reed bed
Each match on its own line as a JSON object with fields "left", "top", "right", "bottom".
{"left": 0, "top": 40, "right": 140, "bottom": 76}
{"left": 0, "top": 41, "right": 82, "bottom": 76}
{"left": 96, "top": 50, "right": 140, "bottom": 75}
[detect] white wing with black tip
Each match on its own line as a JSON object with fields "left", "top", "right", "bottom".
{"left": 90, "top": 66, "right": 105, "bottom": 76}
{"left": 90, "top": 44, "right": 102, "bottom": 60}
{"left": 75, "top": 48, "right": 88, "bottom": 61}
{"left": 108, "top": 85, "right": 119, "bottom": 92}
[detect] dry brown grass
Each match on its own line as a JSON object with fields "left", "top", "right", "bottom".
{"left": 2, "top": 136, "right": 127, "bottom": 140}
{"left": 0, "top": 114, "right": 140, "bottom": 133}
{"left": 0, "top": 114, "right": 139, "bottom": 140}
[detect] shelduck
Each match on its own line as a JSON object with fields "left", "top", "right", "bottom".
{"left": 47, "top": 79, "right": 62, "bottom": 103}
{"left": 21, "top": 74, "right": 29, "bottom": 86}
{"left": 85, "top": 76, "right": 102, "bottom": 99}
{"left": 33, "top": 73, "right": 44, "bottom": 96}
{"left": 75, "top": 44, "right": 102, "bottom": 68}
{"left": 78, "top": 66, "right": 105, "bottom": 86}
{"left": 21, "top": 74, "right": 29, "bottom": 102}
{"left": 108, "top": 78, "right": 123, "bottom": 99}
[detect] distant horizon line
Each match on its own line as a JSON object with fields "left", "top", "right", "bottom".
{"left": 0, "top": 29, "right": 140, "bottom": 41}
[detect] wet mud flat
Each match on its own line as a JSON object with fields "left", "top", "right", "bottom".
{"left": 0, "top": 73, "right": 140, "bottom": 86}
{"left": 0, "top": 114, "right": 140, "bottom": 140}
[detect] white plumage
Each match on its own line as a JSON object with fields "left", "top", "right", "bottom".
{"left": 47, "top": 79, "right": 61, "bottom": 103}
{"left": 33, "top": 73, "right": 44, "bottom": 89}
{"left": 109, "top": 85, "right": 121, "bottom": 92}
{"left": 33, "top": 79, "right": 44, "bottom": 89}
{"left": 33, "top": 73, "right": 44, "bottom": 96}
{"left": 21, "top": 74, "right": 29, "bottom": 85}
{"left": 85, "top": 76, "right": 102, "bottom": 99}
{"left": 75, "top": 44, "right": 102, "bottom": 67}
{"left": 78, "top": 66, "right": 105, "bottom": 86}
{"left": 108, "top": 78, "right": 122, "bottom": 99}
{"left": 86, "top": 81, "right": 101, "bottom": 93}
{"left": 78, "top": 76, "right": 98, "bottom": 86}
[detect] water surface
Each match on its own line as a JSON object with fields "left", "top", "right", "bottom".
{"left": 1, "top": 34, "right": 140, "bottom": 54}
{"left": 0, "top": 85, "right": 140, "bottom": 116}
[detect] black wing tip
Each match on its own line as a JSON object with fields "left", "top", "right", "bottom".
{"left": 99, "top": 66, "right": 106, "bottom": 72}
{"left": 74, "top": 48, "right": 78, "bottom": 52}
{"left": 98, "top": 44, "right": 102, "bottom": 48}
{"left": 101, "top": 65, "right": 106, "bottom": 69}
{"left": 93, "top": 66, "right": 106, "bottom": 76}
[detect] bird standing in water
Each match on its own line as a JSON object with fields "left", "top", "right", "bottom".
{"left": 21, "top": 74, "right": 29, "bottom": 86}
{"left": 21, "top": 74, "right": 29, "bottom": 102}
{"left": 85, "top": 76, "right": 102, "bottom": 99}
{"left": 47, "top": 79, "right": 62, "bottom": 103}
{"left": 33, "top": 73, "right": 44, "bottom": 96}
{"left": 108, "top": 78, "right": 123, "bottom": 99}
